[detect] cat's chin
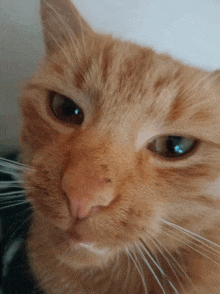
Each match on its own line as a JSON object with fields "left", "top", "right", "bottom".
{"left": 58, "top": 239, "right": 115, "bottom": 269}
{"left": 44, "top": 221, "right": 117, "bottom": 268}
{"left": 64, "top": 230, "right": 114, "bottom": 264}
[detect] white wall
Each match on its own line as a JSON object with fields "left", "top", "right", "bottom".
{"left": 1, "top": 0, "right": 220, "bottom": 151}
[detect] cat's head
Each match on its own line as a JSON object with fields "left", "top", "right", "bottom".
{"left": 19, "top": 0, "right": 220, "bottom": 268}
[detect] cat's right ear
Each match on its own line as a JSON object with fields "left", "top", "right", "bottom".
{"left": 40, "top": 0, "right": 93, "bottom": 53}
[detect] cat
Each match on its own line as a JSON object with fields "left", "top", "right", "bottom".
{"left": 18, "top": 0, "right": 220, "bottom": 293}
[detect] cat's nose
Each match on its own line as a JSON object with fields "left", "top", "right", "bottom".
{"left": 70, "top": 198, "right": 103, "bottom": 219}
{"left": 62, "top": 170, "right": 114, "bottom": 220}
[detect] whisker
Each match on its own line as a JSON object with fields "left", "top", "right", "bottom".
{"left": 160, "top": 219, "right": 220, "bottom": 250}
{"left": 0, "top": 157, "right": 26, "bottom": 168}
{"left": 0, "top": 195, "right": 26, "bottom": 202}
{"left": 125, "top": 247, "right": 148, "bottom": 294}
{"left": 0, "top": 200, "right": 30, "bottom": 211}
{"left": 0, "top": 170, "right": 22, "bottom": 180}
{"left": 0, "top": 191, "right": 26, "bottom": 197}
{"left": 123, "top": 249, "right": 131, "bottom": 291}
{"left": 164, "top": 225, "right": 220, "bottom": 258}
{"left": 0, "top": 198, "right": 29, "bottom": 205}
{"left": 0, "top": 157, "right": 31, "bottom": 171}
{"left": 155, "top": 237, "right": 197, "bottom": 293}
{"left": 0, "top": 181, "right": 23, "bottom": 185}
{"left": 0, "top": 170, "right": 24, "bottom": 184}
{"left": 168, "top": 280, "right": 179, "bottom": 294}
{"left": 0, "top": 196, "right": 26, "bottom": 203}
{"left": 3, "top": 212, "right": 32, "bottom": 255}
{"left": 3, "top": 238, "right": 24, "bottom": 277}
{"left": 162, "top": 229, "right": 220, "bottom": 267}
{"left": 149, "top": 236, "right": 190, "bottom": 294}
{"left": 139, "top": 240, "right": 165, "bottom": 276}
{"left": 136, "top": 243, "right": 166, "bottom": 294}
{"left": 0, "top": 185, "right": 22, "bottom": 190}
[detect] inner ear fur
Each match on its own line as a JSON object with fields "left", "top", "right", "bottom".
{"left": 40, "top": 0, "right": 93, "bottom": 52}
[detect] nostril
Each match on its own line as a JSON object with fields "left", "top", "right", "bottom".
{"left": 68, "top": 197, "right": 103, "bottom": 220}
{"left": 105, "top": 178, "right": 112, "bottom": 183}
{"left": 76, "top": 204, "right": 101, "bottom": 220}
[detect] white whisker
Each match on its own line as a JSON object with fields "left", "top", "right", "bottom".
{"left": 5, "top": 212, "right": 32, "bottom": 247}
{"left": 135, "top": 243, "right": 166, "bottom": 294}
{"left": 168, "top": 280, "right": 179, "bottom": 294}
{"left": 0, "top": 183, "right": 23, "bottom": 190}
{"left": 0, "top": 198, "right": 29, "bottom": 205}
{"left": 139, "top": 241, "right": 165, "bottom": 277}
{"left": 0, "top": 170, "right": 22, "bottom": 180}
{"left": 0, "top": 191, "right": 26, "bottom": 197}
{"left": 0, "top": 185, "right": 22, "bottom": 190}
{"left": 0, "top": 200, "right": 29, "bottom": 211}
{"left": 0, "top": 157, "right": 31, "bottom": 171}
{"left": 0, "top": 157, "right": 27, "bottom": 169}
{"left": 160, "top": 219, "right": 220, "bottom": 250}
{"left": 125, "top": 247, "right": 148, "bottom": 294}
{"left": 0, "top": 181, "right": 23, "bottom": 185}
{"left": 162, "top": 229, "right": 220, "bottom": 267}
{"left": 0, "top": 194, "right": 26, "bottom": 201}
{"left": 164, "top": 225, "right": 220, "bottom": 259}
{"left": 149, "top": 236, "right": 192, "bottom": 294}
{"left": 124, "top": 250, "right": 131, "bottom": 291}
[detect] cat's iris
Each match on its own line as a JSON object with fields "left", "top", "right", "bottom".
{"left": 149, "top": 136, "right": 197, "bottom": 159}
{"left": 50, "top": 92, "right": 84, "bottom": 125}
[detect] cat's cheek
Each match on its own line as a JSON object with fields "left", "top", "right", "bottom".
{"left": 203, "top": 176, "right": 220, "bottom": 199}
{"left": 26, "top": 184, "right": 73, "bottom": 231}
{"left": 33, "top": 203, "right": 72, "bottom": 233}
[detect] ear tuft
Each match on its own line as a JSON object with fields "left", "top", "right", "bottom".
{"left": 40, "top": 0, "right": 92, "bottom": 52}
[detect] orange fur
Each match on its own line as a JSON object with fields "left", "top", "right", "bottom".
{"left": 19, "top": 0, "right": 220, "bottom": 293}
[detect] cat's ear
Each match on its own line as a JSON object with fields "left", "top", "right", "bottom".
{"left": 40, "top": 0, "right": 93, "bottom": 52}
{"left": 208, "top": 69, "right": 220, "bottom": 91}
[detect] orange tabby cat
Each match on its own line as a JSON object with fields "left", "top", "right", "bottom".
{"left": 19, "top": 0, "right": 220, "bottom": 293}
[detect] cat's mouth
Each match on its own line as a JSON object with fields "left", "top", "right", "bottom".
{"left": 64, "top": 226, "right": 111, "bottom": 257}
{"left": 64, "top": 228, "right": 84, "bottom": 243}
{"left": 64, "top": 221, "right": 93, "bottom": 244}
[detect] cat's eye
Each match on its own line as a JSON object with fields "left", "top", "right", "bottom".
{"left": 50, "top": 92, "right": 84, "bottom": 125}
{"left": 148, "top": 136, "right": 198, "bottom": 159}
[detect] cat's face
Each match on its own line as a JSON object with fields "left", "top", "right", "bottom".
{"left": 19, "top": 0, "right": 220, "bottom": 270}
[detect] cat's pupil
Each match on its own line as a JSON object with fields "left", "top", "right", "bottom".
{"left": 167, "top": 136, "right": 184, "bottom": 155}
{"left": 164, "top": 136, "right": 196, "bottom": 157}
{"left": 50, "top": 93, "right": 84, "bottom": 125}
{"left": 62, "top": 102, "right": 79, "bottom": 116}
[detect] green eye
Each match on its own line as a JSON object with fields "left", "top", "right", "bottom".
{"left": 148, "top": 136, "right": 198, "bottom": 159}
{"left": 50, "top": 92, "right": 84, "bottom": 125}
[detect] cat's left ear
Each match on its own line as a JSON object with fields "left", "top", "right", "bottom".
{"left": 40, "top": 0, "right": 93, "bottom": 53}
{"left": 208, "top": 69, "right": 220, "bottom": 93}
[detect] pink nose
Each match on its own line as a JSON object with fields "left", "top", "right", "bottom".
{"left": 62, "top": 170, "right": 114, "bottom": 220}
{"left": 70, "top": 198, "right": 101, "bottom": 219}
